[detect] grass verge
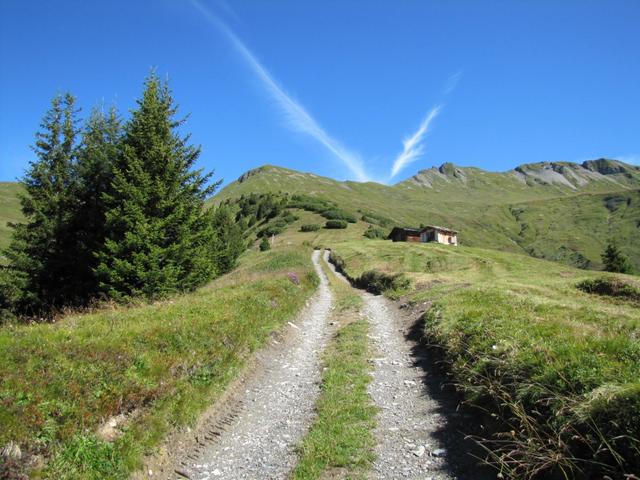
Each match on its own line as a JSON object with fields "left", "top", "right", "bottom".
{"left": 293, "top": 255, "right": 376, "bottom": 479}
{"left": 330, "top": 240, "right": 640, "bottom": 479}
{"left": 0, "top": 246, "right": 317, "bottom": 479}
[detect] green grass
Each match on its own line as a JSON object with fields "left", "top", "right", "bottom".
{"left": 293, "top": 255, "right": 376, "bottom": 479}
{"left": 329, "top": 240, "right": 640, "bottom": 478}
{"left": 0, "top": 245, "right": 317, "bottom": 479}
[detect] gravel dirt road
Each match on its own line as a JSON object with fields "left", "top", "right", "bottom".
{"left": 169, "top": 249, "right": 333, "bottom": 480}
{"left": 156, "top": 251, "right": 492, "bottom": 480}
{"left": 364, "top": 293, "right": 455, "bottom": 479}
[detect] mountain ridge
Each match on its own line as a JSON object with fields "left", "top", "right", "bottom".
{"left": 403, "top": 158, "right": 640, "bottom": 191}
{"left": 231, "top": 158, "right": 640, "bottom": 194}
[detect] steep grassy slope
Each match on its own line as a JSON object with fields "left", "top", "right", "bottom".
{"left": 0, "top": 182, "right": 24, "bottom": 254}
{"left": 215, "top": 161, "right": 640, "bottom": 271}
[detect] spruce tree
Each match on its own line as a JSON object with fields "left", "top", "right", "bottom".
{"left": 602, "top": 241, "right": 632, "bottom": 274}
{"left": 2, "top": 93, "right": 80, "bottom": 315}
{"left": 96, "top": 73, "right": 220, "bottom": 300}
{"left": 212, "top": 205, "right": 244, "bottom": 274}
{"left": 69, "top": 106, "right": 121, "bottom": 299}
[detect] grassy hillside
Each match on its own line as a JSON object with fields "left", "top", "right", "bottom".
{"left": 215, "top": 162, "right": 640, "bottom": 271}
{"left": 0, "top": 182, "right": 24, "bottom": 254}
{"left": 0, "top": 245, "right": 317, "bottom": 479}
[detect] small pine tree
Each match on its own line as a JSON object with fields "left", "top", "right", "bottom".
{"left": 96, "top": 72, "right": 221, "bottom": 300}
{"left": 259, "top": 237, "right": 271, "bottom": 251}
{"left": 602, "top": 241, "right": 632, "bottom": 274}
{"left": 2, "top": 93, "right": 80, "bottom": 315}
{"left": 212, "top": 205, "right": 244, "bottom": 274}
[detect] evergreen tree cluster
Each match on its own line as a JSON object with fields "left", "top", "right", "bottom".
{"left": 233, "top": 192, "right": 288, "bottom": 228}
{"left": 1, "top": 73, "right": 244, "bottom": 319}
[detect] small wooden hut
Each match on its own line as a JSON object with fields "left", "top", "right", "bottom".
{"left": 388, "top": 225, "right": 458, "bottom": 245}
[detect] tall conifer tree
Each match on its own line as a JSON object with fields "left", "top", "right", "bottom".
{"left": 96, "top": 72, "right": 220, "bottom": 300}
{"left": 2, "top": 93, "right": 80, "bottom": 315}
{"left": 69, "top": 106, "right": 121, "bottom": 299}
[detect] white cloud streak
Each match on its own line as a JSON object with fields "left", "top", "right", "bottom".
{"left": 389, "top": 71, "right": 461, "bottom": 179}
{"left": 443, "top": 71, "right": 462, "bottom": 95}
{"left": 389, "top": 105, "right": 441, "bottom": 178}
{"left": 190, "top": 0, "right": 370, "bottom": 181}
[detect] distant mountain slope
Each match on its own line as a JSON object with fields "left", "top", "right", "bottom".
{"left": 215, "top": 160, "right": 640, "bottom": 271}
{"left": 0, "top": 182, "right": 24, "bottom": 253}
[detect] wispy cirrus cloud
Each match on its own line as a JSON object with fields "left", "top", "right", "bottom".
{"left": 443, "top": 71, "right": 462, "bottom": 95}
{"left": 389, "top": 71, "right": 462, "bottom": 179}
{"left": 190, "top": 0, "right": 370, "bottom": 181}
{"left": 389, "top": 105, "right": 442, "bottom": 178}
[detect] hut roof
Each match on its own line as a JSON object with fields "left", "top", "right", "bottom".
{"left": 420, "top": 225, "right": 459, "bottom": 234}
{"left": 389, "top": 227, "right": 421, "bottom": 235}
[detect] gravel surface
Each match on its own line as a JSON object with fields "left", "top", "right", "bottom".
{"left": 364, "top": 293, "right": 455, "bottom": 480}
{"left": 173, "top": 250, "right": 333, "bottom": 480}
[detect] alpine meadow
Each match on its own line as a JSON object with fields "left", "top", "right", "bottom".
{"left": 1, "top": 2, "right": 639, "bottom": 480}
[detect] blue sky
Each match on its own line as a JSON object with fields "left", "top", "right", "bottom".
{"left": 1, "top": 0, "right": 639, "bottom": 186}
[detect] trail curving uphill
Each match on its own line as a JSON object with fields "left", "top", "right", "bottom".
{"left": 172, "top": 250, "right": 333, "bottom": 480}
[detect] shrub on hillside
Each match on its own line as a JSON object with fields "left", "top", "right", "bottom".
{"left": 325, "top": 220, "right": 348, "bottom": 229}
{"left": 364, "top": 226, "right": 386, "bottom": 239}
{"left": 360, "top": 212, "right": 393, "bottom": 227}
{"left": 576, "top": 276, "right": 640, "bottom": 302}
{"left": 288, "top": 195, "right": 333, "bottom": 213}
{"left": 356, "top": 270, "right": 411, "bottom": 295}
{"left": 259, "top": 237, "right": 271, "bottom": 251}
{"left": 234, "top": 192, "right": 286, "bottom": 223}
{"left": 300, "top": 224, "right": 321, "bottom": 232}
{"left": 281, "top": 212, "right": 299, "bottom": 224}
{"left": 259, "top": 219, "right": 288, "bottom": 237}
{"left": 321, "top": 209, "right": 357, "bottom": 223}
